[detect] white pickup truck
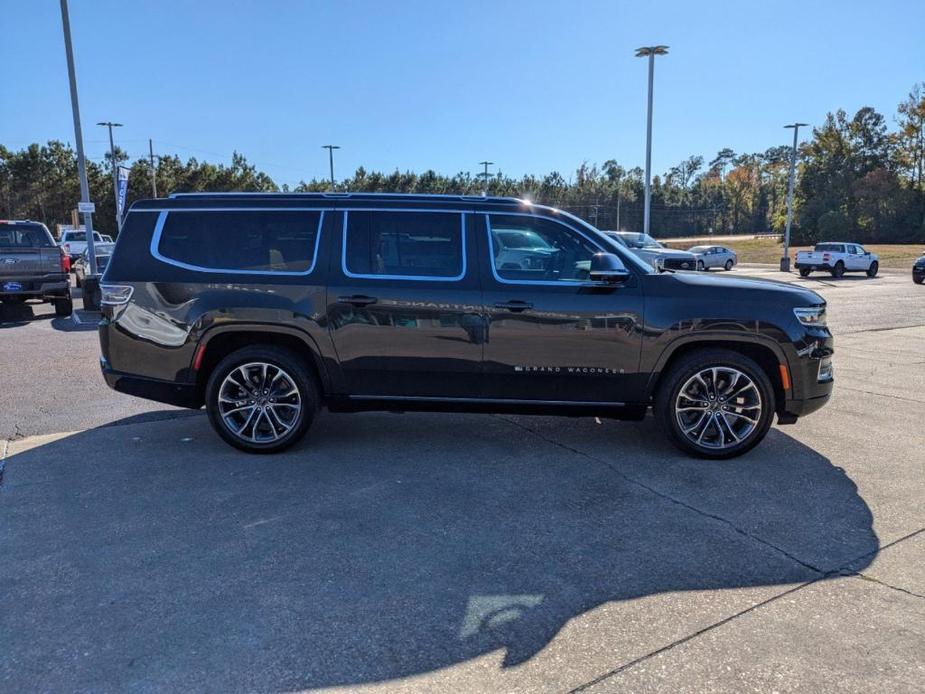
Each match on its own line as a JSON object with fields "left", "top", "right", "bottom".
{"left": 795, "top": 242, "right": 879, "bottom": 278}
{"left": 59, "top": 229, "right": 105, "bottom": 265}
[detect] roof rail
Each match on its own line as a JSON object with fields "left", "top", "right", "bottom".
{"left": 167, "top": 191, "right": 526, "bottom": 204}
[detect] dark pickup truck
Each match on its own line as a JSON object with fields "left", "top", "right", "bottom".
{"left": 0, "top": 220, "right": 73, "bottom": 316}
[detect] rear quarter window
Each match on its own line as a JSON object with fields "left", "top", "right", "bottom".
{"left": 156, "top": 210, "right": 323, "bottom": 273}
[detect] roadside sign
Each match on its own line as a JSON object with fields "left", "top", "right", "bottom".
{"left": 77, "top": 201, "right": 96, "bottom": 213}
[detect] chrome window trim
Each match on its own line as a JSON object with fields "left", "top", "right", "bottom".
{"left": 149, "top": 208, "right": 325, "bottom": 276}
{"left": 341, "top": 208, "right": 468, "bottom": 282}
{"left": 485, "top": 212, "right": 610, "bottom": 287}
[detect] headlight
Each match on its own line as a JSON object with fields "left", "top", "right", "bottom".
{"left": 794, "top": 306, "right": 827, "bottom": 327}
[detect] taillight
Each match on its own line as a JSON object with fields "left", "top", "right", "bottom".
{"left": 823, "top": 253, "right": 830, "bottom": 262}
{"left": 100, "top": 284, "right": 133, "bottom": 306}
{"left": 60, "top": 250, "right": 70, "bottom": 272}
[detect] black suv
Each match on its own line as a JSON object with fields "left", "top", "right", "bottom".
{"left": 98, "top": 193, "right": 833, "bottom": 458}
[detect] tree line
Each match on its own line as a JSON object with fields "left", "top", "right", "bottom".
{"left": 1, "top": 84, "right": 922, "bottom": 243}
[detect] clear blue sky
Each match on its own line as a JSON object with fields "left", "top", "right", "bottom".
{"left": 2, "top": 0, "right": 923, "bottom": 187}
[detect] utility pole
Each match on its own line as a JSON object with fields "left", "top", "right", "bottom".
{"left": 97, "top": 121, "right": 123, "bottom": 231}
{"left": 60, "top": 0, "right": 97, "bottom": 277}
{"left": 148, "top": 138, "right": 158, "bottom": 198}
{"left": 322, "top": 145, "right": 340, "bottom": 191}
{"left": 478, "top": 161, "right": 494, "bottom": 196}
{"left": 635, "top": 45, "right": 668, "bottom": 237}
{"left": 781, "top": 122, "right": 807, "bottom": 272}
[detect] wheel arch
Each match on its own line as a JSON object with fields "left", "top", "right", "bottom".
{"left": 648, "top": 336, "right": 788, "bottom": 412}
{"left": 194, "top": 325, "right": 330, "bottom": 400}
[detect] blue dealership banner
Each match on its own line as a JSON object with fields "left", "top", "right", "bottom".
{"left": 116, "top": 166, "right": 130, "bottom": 224}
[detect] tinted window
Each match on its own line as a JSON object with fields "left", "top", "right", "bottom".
{"left": 0, "top": 223, "right": 54, "bottom": 248}
{"left": 344, "top": 211, "right": 464, "bottom": 279}
{"left": 488, "top": 215, "right": 600, "bottom": 283}
{"left": 157, "top": 210, "right": 321, "bottom": 273}
{"left": 815, "top": 243, "right": 844, "bottom": 253}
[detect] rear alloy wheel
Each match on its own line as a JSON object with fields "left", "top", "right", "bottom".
{"left": 54, "top": 293, "right": 73, "bottom": 317}
{"left": 205, "top": 346, "right": 318, "bottom": 453}
{"left": 831, "top": 261, "right": 845, "bottom": 278}
{"left": 656, "top": 349, "right": 775, "bottom": 459}
{"left": 724, "top": 259, "right": 734, "bottom": 271}
{"left": 866, "top": 261, "right": 878, "bottom": 278}
{"left": 799, "top": 268, "right": 811, "bottom": 277}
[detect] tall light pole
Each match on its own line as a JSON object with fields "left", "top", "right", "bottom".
{"left": 781, "top": 122, "right": 808, "bottom": 272}
{"left": 322, "top": 145, "right": 340, "bottom": 191}
{"left": 148, "top": 138, "right": 158, "bottom": 198}
{"left": 97, "top": 121, "right": 123, "bottom": 232}
{"left": 635, "top": 45, "right": 669, "bottom": 237}
{"left": 59, "top": 0, "right": 97, "bottom": 276}
{"left": 478, "top": 160, "right": 494, "bottom": 196}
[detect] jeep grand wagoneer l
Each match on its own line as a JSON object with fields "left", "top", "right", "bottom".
{"left": 98, "top": 193, "right": 833, "bottom": 458}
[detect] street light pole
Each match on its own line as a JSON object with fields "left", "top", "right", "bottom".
{"left": 478, "top": 161, "right": 494, "bottom": 196}
{"left": 59, "top": 0, "right": 97, "bottom": 276}
{"left": 635, "top": 45, "right": 668, "bottom": 237}
{"left": 322, "top": 145, "right": 340, "bottom": 191}
{"left": 781, "top": 122, "right": 808, "bottom": 272}
{"left": 149, "top": 138, "right": 158, "bottom": 198}
{"left": 97, "top": 121, "right": 123, "bottom": 232}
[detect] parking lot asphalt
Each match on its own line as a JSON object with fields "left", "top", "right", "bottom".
{"left": 1, "top": 267, "right": 924, "bottom": 692}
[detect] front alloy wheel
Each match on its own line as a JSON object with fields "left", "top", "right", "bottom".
{"left": 656, "top": 348, "right": 775, "bottom": 459}
{"left": 674, "top": 367, "right": 761, "bottom": 450}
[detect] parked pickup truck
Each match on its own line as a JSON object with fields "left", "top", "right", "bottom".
{"left": 59, "top": 229, "right": 105, "bottom": 265}
{"left": 0, "top": 220, "right": 73, "bottom": 315}
{"left": 795, "top": 242, "right": 879, "bottom": 278}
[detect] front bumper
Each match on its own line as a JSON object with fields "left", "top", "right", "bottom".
{"left": 778, "top": 326, "right": 834, "bottom": 422}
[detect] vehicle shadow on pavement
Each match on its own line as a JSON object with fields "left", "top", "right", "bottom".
{"left": 0, "top": 301, "right": 47, "bottom": 327}
{"left": 0, "top": 411, "right": 878, "bottom": 691}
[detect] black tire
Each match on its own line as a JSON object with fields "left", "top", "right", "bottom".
{"left": 655, "top": 348, "right": 776, "bottom": 459}
{"left": 799, "top": 268, "right": 811, "bottom": 277}
{"left": 866, "top": 261, "right": 878, "bottom": 278}
{"left": 54, "top": 294, "right": 73, "bottom": 317}
{"left": 724, "top": 259, "right": 734, "bottom": 271}
{"left": 697, "top": 260, "right": 705, "bottom": 271}
{"left": 205, "top": 345, "right": 318, "bottom": 454}
{"left": 914, "top": 275, "right": 924, "bottom": 285}
{"left": 831, "top": 261, "right": 845, "bottom": 278}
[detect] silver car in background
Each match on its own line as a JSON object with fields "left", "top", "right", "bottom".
{"left": 688, "top": 245, "right": 737, "bottom": 271}
{"left": 603, "top": 231, "right": 698, "bottom": 271}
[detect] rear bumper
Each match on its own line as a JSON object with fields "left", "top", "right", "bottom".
{"left": 101, "top": 358, "right": 203, "bottom": 409}
{"left": 0, "top": 274, "right": 69, "bottom": 299}
{"left": 794, "top": 262, "right": 832, "bottom": 271}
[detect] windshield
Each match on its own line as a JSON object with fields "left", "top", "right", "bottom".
{"left": 615, "top": 233, "right": 663, "bottom": 250}
{"left": 0, "top": 223, "right": 54, "bottom": 248}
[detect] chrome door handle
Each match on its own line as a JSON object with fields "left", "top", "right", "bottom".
{"left": 494, "top": 300, "right": 533, "bottom": 312}
{"left": 338, "top": 295, "right": 378, "bottom": 307}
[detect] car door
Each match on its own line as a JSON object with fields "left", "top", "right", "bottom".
{"left": 326, "top": 207, "right": 485, "bottom": 399}
{"left": 478, "top": 212, "right": 645, "bottom": 404}
{"left": 848, "top": 244, "right": 868, "bottom": 270}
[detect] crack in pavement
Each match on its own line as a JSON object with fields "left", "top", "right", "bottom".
{"left": 835, "top": 386, "right": 925, "bottom": 405}
{"left": 493, "top": 414, "right": 825, "bottom": 574}
{"left": 494, "top": 416, "right": 925, "bottom": 692}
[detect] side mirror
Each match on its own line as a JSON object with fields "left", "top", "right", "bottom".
{"left": 589, "top": 252, "right": 630, "bottom": 284}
